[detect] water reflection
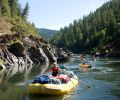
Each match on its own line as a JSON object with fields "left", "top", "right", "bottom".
{"left": 0, "top": 63, "right": 50, "bottom": 84}
{"left": 0, "top": 65, "right": 32, "bottom": 83}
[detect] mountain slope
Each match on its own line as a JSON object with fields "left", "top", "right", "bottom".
{"left": 50, "top": 0, "right": 120, "bottom": 57}
{"left": 38, "top": 28, "right": 59, "bottom": 41}
{"left": 0, "top": 0, "right": 38, "bottom": 35}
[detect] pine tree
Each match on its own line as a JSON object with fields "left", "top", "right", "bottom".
{"left": 21, "top": 2, "right": 29, "bottom": 19}
{"left": 8, "top": 0, "right": 19, "bottom": 17}
{"left": 0, "top": 0, "right": 11, "bottom": 16}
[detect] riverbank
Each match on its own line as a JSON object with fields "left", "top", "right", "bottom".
{"left": 0, "top": 34, "right": 72, "bottom": 69}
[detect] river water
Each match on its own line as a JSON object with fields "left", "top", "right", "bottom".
{"left": 0, "top": 55, "right": 120, "bottom": 100}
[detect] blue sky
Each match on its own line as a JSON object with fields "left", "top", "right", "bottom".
{"left": 19, "top": 0, "right": 109, "bottom": 30}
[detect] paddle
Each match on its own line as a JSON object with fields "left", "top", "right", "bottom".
{"left": 76, "top": 78, "right": 91, "bottom": 88}
{"left": 61, "top": 66, "right": 91, "bottom": 88}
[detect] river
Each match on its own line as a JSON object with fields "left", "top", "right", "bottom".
{"left": 0, "top": 55, "right": 120, "bottom": 100}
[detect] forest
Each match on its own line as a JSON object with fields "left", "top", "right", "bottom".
{"left": 0, "top": 0, "right": 38, "bottom": 35}
{"left": 50, "top": 0, "right": 120, "bottom": 56}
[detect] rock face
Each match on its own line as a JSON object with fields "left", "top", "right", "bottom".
{"left": 94, "top": 41, "right": 120, "bottom": 57}
{"left": 0, "top": 34, "right": 71, "bottom": 69}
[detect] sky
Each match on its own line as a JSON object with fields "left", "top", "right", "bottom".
{"left": 19, "top": 0, "right": 110, "bottom": 30}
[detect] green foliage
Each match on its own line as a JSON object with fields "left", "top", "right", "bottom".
{"left": 0, "top": 7, "right": 1, "bottom": 17}
{"left": 21, "top": 2, "right": 29, "bottom": 20}
{"left": 10, "top": 39, "right": 21, "bottom": 46}
{"left": 8, "top": 0, "right": 19, "bottom": 17}
{"left": 38, "top": 28, "right": 58, "bottom": 42}
{"left": 0, "top": 0, "right": 11, "bottom": 17}
{"left": 50, "top": 0, "right": 120, "bottom": 54}
{"left": 0, "top": 0, "right": 38, "bottom": 35}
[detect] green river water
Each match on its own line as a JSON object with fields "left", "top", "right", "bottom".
{"left": 0, "top": 55, "right": 120, "bottom": 100}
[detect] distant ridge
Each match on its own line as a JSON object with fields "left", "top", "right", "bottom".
{"left": 38, "top": 28, "right": 59, "bottom": 41}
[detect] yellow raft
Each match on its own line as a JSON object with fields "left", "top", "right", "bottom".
{"left": 28, "top": 76, "right": 78, "bottom": 95}
{"left": 79, "top": 64, "right": 92, "bottom": 68}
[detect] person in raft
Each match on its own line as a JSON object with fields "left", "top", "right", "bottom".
{"left": 80, "top": 54, "right": 84, "bottom": 61}
{"left": 51, "top": 62, "right": 61, "bottom": 76}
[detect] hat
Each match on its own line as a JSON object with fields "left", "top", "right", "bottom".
{"left": 53, "top": 62, "right": 57, "bottom": 65}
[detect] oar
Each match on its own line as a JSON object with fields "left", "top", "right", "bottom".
{"left": 72, "top": 76, "right": 91, "bottom": 88}
{"left": 79, "top": 80, "right": 91, "bottom": 88}
{"left": 61, "top": 66, "right": 91, "bottom": 88}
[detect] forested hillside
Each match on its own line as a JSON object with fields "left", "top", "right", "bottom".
{"left": 50, "top": 0, "right": 120, "bottom": 57}
{"left": 0, "top": 0, "right": 38, "bottom": 35}
{"left": 38, "top": 28, "right": 58, "bottom": 42}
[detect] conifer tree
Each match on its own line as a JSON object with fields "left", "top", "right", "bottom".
{"left": 22, "top": 2, "right": 29, "bottom": 19}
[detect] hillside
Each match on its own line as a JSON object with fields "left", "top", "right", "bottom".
{"left": 50, "top": 0, "right": 120, "bottom": 57}
{"left": 0, "top": 18, "right": 11, "bottom": 35}
{"left": 0, "top": 0, "right": 38, "bottom": 35}
{"left": 38, "top": 28, "right": 58, "bottom": 41}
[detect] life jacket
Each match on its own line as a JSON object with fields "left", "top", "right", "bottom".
{"left": 52, "top": 66, "right": 60, "bottom": 73}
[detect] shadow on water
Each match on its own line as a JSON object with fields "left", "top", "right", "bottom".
{"left": 28, "top": 94, "right": 71, "bottom": 100}
{"left": 28, "top": 86, "right": 79, "bottom": 100}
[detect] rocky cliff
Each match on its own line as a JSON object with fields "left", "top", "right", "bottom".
{"left": 0, "top": 34, "right": 72, "bottom": 70}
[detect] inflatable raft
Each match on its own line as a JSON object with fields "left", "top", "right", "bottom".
{"left": 28, "top": 74, "right": 78, "bottom": 95}
{"left": 79, "top": 63, "right": 92, "bottom": 68}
